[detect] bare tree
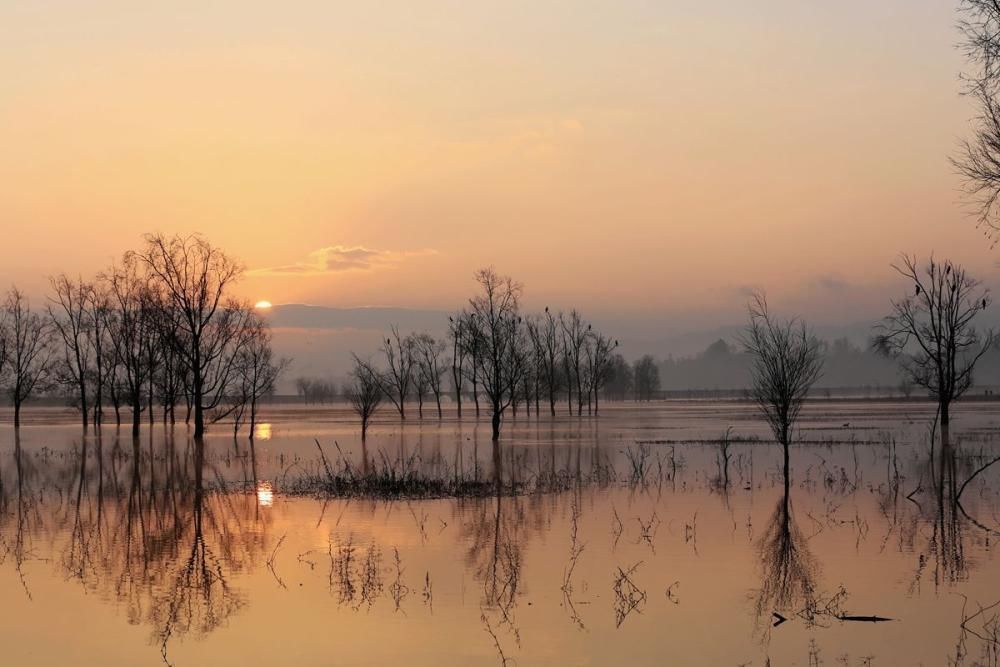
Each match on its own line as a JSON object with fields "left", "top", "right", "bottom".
{"left": 105, "top": 260, "right": 157, "bottom": 437}
{"left": 85, "top": 282, "right": 114, "bottom": 427}
{"left": 135, "top": 233, "right": 245, "bottom": 438}
{"left": 414, "top": 333, "right": 448, "bottom": 419}
{"left": 469, "top": 268, "right": 527, "bottom": 441}
{"left": 234, "top": 316, "right": 288, "bottom": 439}
{"left": 381, "top": 325, "right": 415, "bottom": 420}
{"left": 348, "top": 355, "right": 383, "bottom": 441}
{"left": 956, "top": 0, "right": 1000, "bottom": 241}
{"left": 5, "top": 287, "right": 53, "bottom": 429}
{"left": 414, "top": 361, "right": 429, "bottom": 419}
{"left": 531, "top": 308, "right": 563, "bottom": 416}
{"left": 0, "top": 310, "right": 8, "bottom": 401}
{"left": 742, "top": 292, "right": 823, "bottom": 453}
{"left": 584, "top": 331, "right": 618, "bottom": 415}
{"left": 47, "top": 275, "right": 95, "bottom": 429}
{"left": 633, "top": 355, "right": 660, "bottom": 402}
{"left": 873, "top": 255, "right": 993, "bottom": 427}
{"left": 448, "top": 313, "right": 469, "bottom": 418}
{"left": 561, "top": 310, "right": 588, "bottom": 416}
{"left": 461, "top": 312, "right": 484, "bottom": 417}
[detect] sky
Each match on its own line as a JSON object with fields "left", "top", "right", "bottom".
{"left": 1, "top": 0, "right": 996, "bottom": 333}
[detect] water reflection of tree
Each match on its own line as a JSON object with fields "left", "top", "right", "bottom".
{"left": 0, "top": 433, "right": 270, "bottom": 663}
{"left": 456, "top": 442, "right": 548, "bottom": 647}
{"left": 929, "top": 430, "right": 969, "bottom": 587}
{"left": 753, "top": 452, "right": 819, "bottom": 630}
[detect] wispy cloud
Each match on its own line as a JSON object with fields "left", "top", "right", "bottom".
{"left": 249, "top": 245, "right": 436, "bottom": 276}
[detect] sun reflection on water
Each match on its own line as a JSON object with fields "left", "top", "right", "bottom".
{"left": 256, "top": 482, "right": 274, "bottom": 507}
{"left": 254, "top": 422, "right": 273, "bottom": 440}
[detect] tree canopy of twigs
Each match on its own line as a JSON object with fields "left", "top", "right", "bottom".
{"left": 468, "top": 268, "right": 528, "bottom": 441}
{"left": 742, "top": 292, "right": 823, "bottom": 449}
{"left": 4, "top": 288, "right": 53, "bottom": 428}
{"left": 347, "top": 355, "right": 383, "bottom": 441}
{"left": 134, "top": 233, "right": 250, "bottom": 438}
{"left": 956, "top": 0, "right": 1000, "bottom": 242}
{"left": 873, "top": 255, "right": 993, "bottom": 426}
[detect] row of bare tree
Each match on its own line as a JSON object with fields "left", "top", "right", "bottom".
{"left": 0, "top": 234, "right": 286, "bottom": 438}
{"left": 348, "top": 268, "right": 620, "bottom": 441}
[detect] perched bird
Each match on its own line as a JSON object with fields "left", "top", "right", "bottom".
{"left": 984, "top": 298, "right": 988, "bottom": 309}
{"left": 915, "top": 284, "right": 921, "bottom": 296}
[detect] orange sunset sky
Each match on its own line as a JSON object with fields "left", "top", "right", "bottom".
{"left": 1, "top": 0, "right": 996, "bottom": 327}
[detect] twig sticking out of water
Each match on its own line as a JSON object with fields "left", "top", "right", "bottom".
{"left": 666, "top": 580, "right": 680, "bottom": 605}
{"left": 613, "top": 561, "right": 646, "bottom": 628}
{"left": 390, "top": 547, "right": 409, "bottom": 612}
{"left": 266, "top": 534, "right": 287, "bottom": 589}
{"left": 422, "top": 571, "right": 433, "bottom": 610}
{"left": 611, "top": 506, "right": 624, "bottom": 550}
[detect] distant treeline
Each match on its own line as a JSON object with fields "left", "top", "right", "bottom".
{"left": 305, "top": 335, "right": 1000, "bottom": 406}
{"left": 654, "top": 336, "right": 1000, "bottom": 395}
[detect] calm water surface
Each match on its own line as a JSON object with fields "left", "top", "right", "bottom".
{"left": 1, "top": 400, "right": 999, "bottom": 666}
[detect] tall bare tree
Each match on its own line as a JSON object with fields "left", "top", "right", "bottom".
{"left": 134, "top": 233, "right": 244, "bottom": 438}
{"left": 47, "top": 275, "right": 95, "bottom": 429}
{"left": 233, "top": 316, "right": 287, "bottom": 439}
{"left": 105, "top": 260, "right": 157, "bottom": 437}
{"left": 414, "top": 332, "right": 448, "bottom": 419}
{"left": 347, "top": 355, "right": 383, "bottom": 441}
{"left": 873, "top": 255, "right": 993, "bottom": 427}
{"left": 742, "top": 292, "right": 823, "bottom": 456}
{"left": 633, "top": 355, "right": 660, "bottom": 402}
{"left": 469, "top": 268, "right": 527, "bottom": 441}
{"left": 956, "top": 0, "right": 1000, "bottom": 241}
{"left": 561, "top": 310, "right": 588, "bottom": 416}
{"left": 534, "top": 308, "right": 564, "bottom": 416}
{"left": 461, "top": 312, "right": 484, "bottom": 417}
{"left": 85, "top": 282, "right": 114, "bottom": 427}
{"left": 0, "top": 310, "right": 8, "bottom": 401}
{"left": 448, "top": 313, "right": 469, "bottom": 418}
{"left": 5, "top": 287, "right": 53, "bottom": 429}
{"left": 381, "top": 325, "right": 415, "bottom": 420}
{"left": 584, "top": 331, "right": 618, "bottom": 415}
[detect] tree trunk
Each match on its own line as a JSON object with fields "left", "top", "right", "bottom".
{"left": 940, "top": 400, "right": 951, "bottom": 427}
{"left": 473, "top": 374, "right": 480, "bottom": 417}
{"left": 131, "top": 399, "right": 141, "bottom": 438}
{"left": 13, "top": 401, "right": 21, "bottom": 430}
{"left": 193, "top": 368, "right": 205, "bottom": 438}
{"left": 80, "top": 379, "right": 89, "bottom": 431}
{"left": 491, "top": 410, "right": 501, "bottom": 441}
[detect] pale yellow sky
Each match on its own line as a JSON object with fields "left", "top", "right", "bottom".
{"left": 1, "top": 0, "right": 995, "bottom": 324}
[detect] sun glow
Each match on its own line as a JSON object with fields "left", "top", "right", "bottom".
{"left": 254, "top": 300, "right": 273, "bottom": 310}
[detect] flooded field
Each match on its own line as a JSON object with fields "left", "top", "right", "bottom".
{"left": 2, "top": 399, "right": 1000, "bottom": 666}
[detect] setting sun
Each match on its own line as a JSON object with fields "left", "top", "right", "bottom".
{"left": 254, "top": 300, "right": 272, "bottom": 310}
